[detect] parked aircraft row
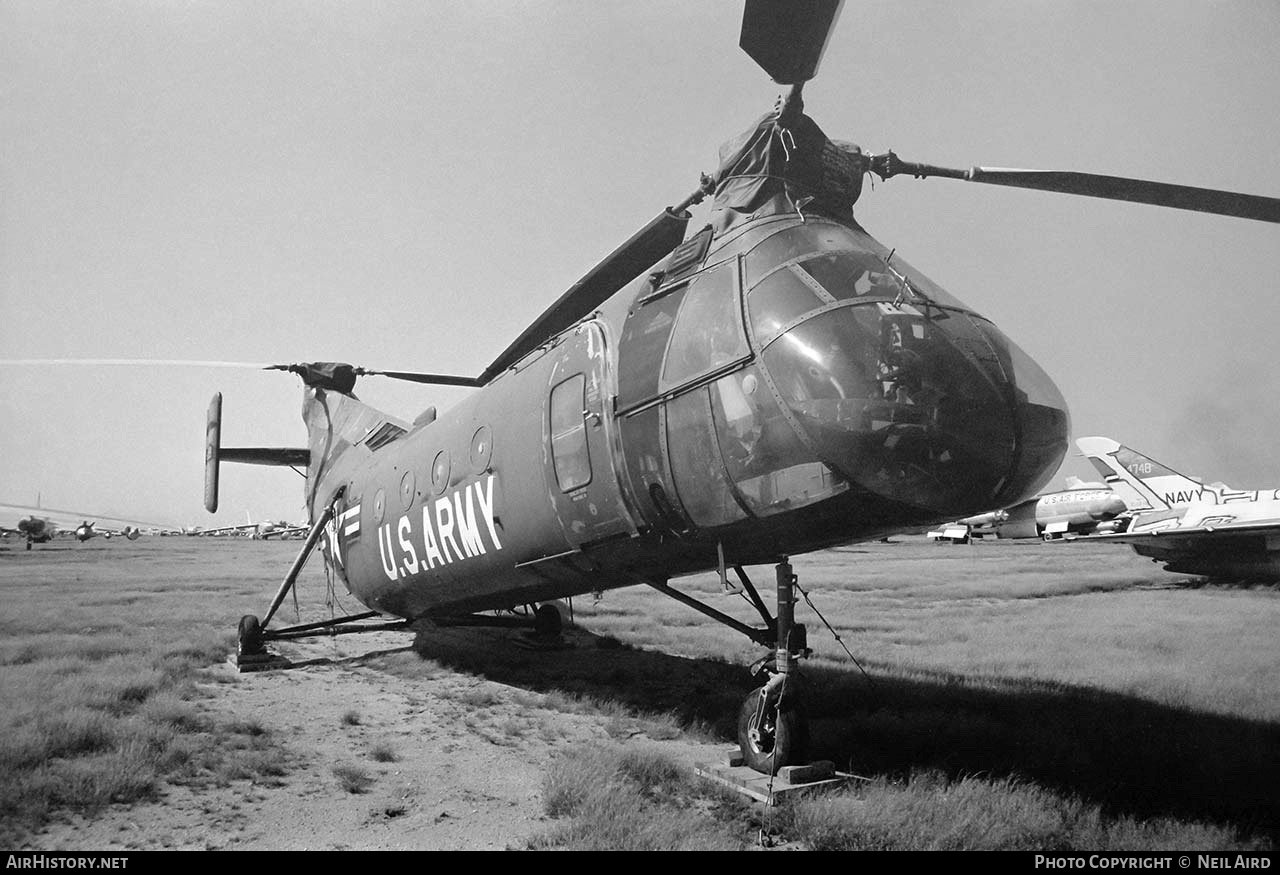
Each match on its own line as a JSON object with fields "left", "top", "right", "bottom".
{"left": 0, "top": 503, "right": 160, "bottom": 549}
{"left": 190, "top": 517, "right": 308, "bottom": 540}
{"left": 926, "top": 477, "right": 1127, "bottom": 544}
{"left": 928, "top": 437, "right": 1280, "bottom": 582}
{"left": 0, "top": 502, "right": 305, "bottom": 548}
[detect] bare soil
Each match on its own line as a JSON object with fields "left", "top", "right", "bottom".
{"left": 27, "top": 625, "right": 739, "bottom": 851}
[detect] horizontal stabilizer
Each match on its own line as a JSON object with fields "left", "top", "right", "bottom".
{"left": 219, "top": 448, "right": 311, "bottom": 467}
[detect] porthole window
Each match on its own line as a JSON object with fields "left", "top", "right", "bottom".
{"left": 431, "top": 450, "right": 451, "bottom": 495}
{"left": 399, "top": 469, "right": 416, "bottom": 509}
{"left": 470, "top": 425, "right": 493, "bottom": 473}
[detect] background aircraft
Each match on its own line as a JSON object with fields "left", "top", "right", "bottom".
{"left": 1, "top": 515, "right": 56, "bottom": 549}
{"left": 927, "top": 477, "right": 1128, "bottom": 543}
{"left": 0, "top": 502, "right": 165, "bottom": 549}
{"left": 72, "top": 521, "right": 141, "bottom": 542}
{"left": 192, "top": 513, "right": 307, "bottom": 539}
{"left": 1076, "top": 436, "right": 1280, "bottom": 581}
{"left": 252, "top": 521, "right": 307, "bottom": 540}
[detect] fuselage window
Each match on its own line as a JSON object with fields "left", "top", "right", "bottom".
{"left": 616, "top": 283, "right": 689, "bottom": 412}
{"left": 550, "top": 373, "right": 591, "bottom": 492}
{"left": 660, "top": 262, "right": 748, "bottom": 391}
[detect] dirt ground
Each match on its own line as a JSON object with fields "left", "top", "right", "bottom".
{"left": 26, "top": 625, "right": 740, "bottom": 851}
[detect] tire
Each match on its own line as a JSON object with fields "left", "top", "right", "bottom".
{"left": 533, "top": 603, "right": 563, "bottom": 637}
{"left": 238, "top": 614, "right": 265, "bottom": 656}
{"left": 737, "top": 686, "right": 808, "bottom": 775}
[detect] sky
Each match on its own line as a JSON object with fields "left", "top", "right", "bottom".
{"left": 2, "top": 0, "right": 1278, "bottom": 530}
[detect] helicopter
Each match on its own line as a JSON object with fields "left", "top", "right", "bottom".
{"left": 193, "top": 0, "right": 1280, "bottom": 775}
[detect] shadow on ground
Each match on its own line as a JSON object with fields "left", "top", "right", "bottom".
{"left": 408, "top": 620, "right": 1278, "bottom": 841}
{"left": 410, "top": 622, "right": 756, "bottom": 741}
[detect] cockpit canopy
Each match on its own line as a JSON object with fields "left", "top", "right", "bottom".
{"left": 618, "top": 217, "right": 1069, "bottom": 533}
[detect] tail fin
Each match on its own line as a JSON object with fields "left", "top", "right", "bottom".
{"left": 1074, "top": 436, "right": 1215, "bottom": 511}
{"left": 204, "top": 392, "right": 310, "bottom": 513}
{"left": 205, "top": 363, "right": 411, "bottom": 518}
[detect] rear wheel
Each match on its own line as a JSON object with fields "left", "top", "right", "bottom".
{"left": 737, "top": 686, "right": 808, "bottom": 775}
{"left": 238, "top": 614, "right": 265, "bottom": 656}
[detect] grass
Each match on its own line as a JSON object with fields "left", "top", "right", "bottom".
{"left": 529, "top": 744, "right": 752, "bottom": 850}
{"left": 332, "top": 763, "right": 374, "bottom": 794}
{"left": 522, "top": 539, "right": 1280, "bottom": 849}
{"left": 0, "top": 538, "right": 320, "bottom": 846}
{"left": 774, "top": 770, "right": 1262, "bottom": 851}
{"left": 531, "top": 747, "right": 1265, "bottom": 851}
{"left": 1, "top": 533, "right": 1276, "bottom": 850}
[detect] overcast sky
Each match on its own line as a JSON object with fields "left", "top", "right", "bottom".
{"left": 2, "top": 1, "right": 1278, "bottom": 529}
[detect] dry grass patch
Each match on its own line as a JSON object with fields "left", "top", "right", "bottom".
{"left": 532, "top": 743, "right": 750, "bottom": 850}
{"left": 779, "top": 770, "right": 1267, "bottom": 851}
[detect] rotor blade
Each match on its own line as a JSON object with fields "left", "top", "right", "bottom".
{"left": 477, "top": 205, "right": 691, "bottom": 385}
{"left": 869, "top": 154, "right": 1280, "bottom": 224}
{"left": 740, "top": 0, "right": 845, "bottom": 85}
{"left": 353, "top": 369, "right": 481, "bottom": 388}
{"left": 0, "top": 358, "right": 278, "bottom": 368}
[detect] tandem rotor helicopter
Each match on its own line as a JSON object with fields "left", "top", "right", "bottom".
{"left": 191, "top": 0, "right": 1276, "bottom": 774}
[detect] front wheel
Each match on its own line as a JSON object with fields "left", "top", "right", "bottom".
{"left": 737, "top": 686, "right": 808, "bottom": 775}
{"left": 533, "top": 603, "right": 563, "bottom": 638}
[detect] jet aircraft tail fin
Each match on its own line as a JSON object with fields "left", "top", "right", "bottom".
{"left": 1075, "top": 436, "right": 1216, "bottom": 511}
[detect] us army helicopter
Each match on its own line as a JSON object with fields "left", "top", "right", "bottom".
{"left": 203, "top": 0, "right": 1280, "bottom": 775}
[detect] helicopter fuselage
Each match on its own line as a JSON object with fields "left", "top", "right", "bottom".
{"left": 306, "top": 212, "right": 1070, "bottom": 622}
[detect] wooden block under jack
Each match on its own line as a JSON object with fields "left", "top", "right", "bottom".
{"left": 695, "top": 752, "right": 862, "bottom": 806}
{"left": 226, "top": 650, "right": 294, "bottom": 672}
{"left": 778, "top": 761, "right": 834, "bottom": 783}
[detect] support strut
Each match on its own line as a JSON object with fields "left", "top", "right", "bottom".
{"left": 235, "top": 500, "right": 337, "bottom": 664}
{"left": 736, "top": 558, "right": 810, "bottom": 775}
{"left": 775, "top": 559, "right": 797, "bottom": 676}
{"left": 642, "top": 578, "right": 773, "bottom": 646}
{"left": 261, "top": 501, "right": 335, "bottom": 629}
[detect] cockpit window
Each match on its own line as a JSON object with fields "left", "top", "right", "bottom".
{"left": 747, "top": 265, "right": 825, "bottom": 348}
{"left": 743, "top": 220, "right": 974, "bottom": 314}
{"left": 761, "top": 301, "right": 1021, "bottom": 511}
{"left": 744, "top": 223, "right": 851, "bottom": 284}
{"left": 660, "top": 262, "right": 748, "bottom": 391}
{"left": 797, "top": 251, "right": 898, "bottom": 303}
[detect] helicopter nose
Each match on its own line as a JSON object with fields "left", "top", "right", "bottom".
{"left": 758, "top": 305, "right": 1069, "bottom": 516}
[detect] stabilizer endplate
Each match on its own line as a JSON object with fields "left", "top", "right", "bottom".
{"left": 205, "top": 393, "right": 222, "bottom": 513}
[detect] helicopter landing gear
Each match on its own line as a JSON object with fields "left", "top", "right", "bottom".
{"left": 735, "top": 559, "right": 811, "bottom": 774}
{"left": 638, "top": 557, "right": 813, "bottom": 775}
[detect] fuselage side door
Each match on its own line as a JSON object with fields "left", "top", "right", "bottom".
{"left": 545, "top": 321, "right": 636, "bottom": 548}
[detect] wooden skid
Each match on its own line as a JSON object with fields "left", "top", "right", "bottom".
{"left": 694, "top": 752, "right": 863, "bottom": 805}
{"left": 226, "top": 651, "right": 294, "bottom": 673}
